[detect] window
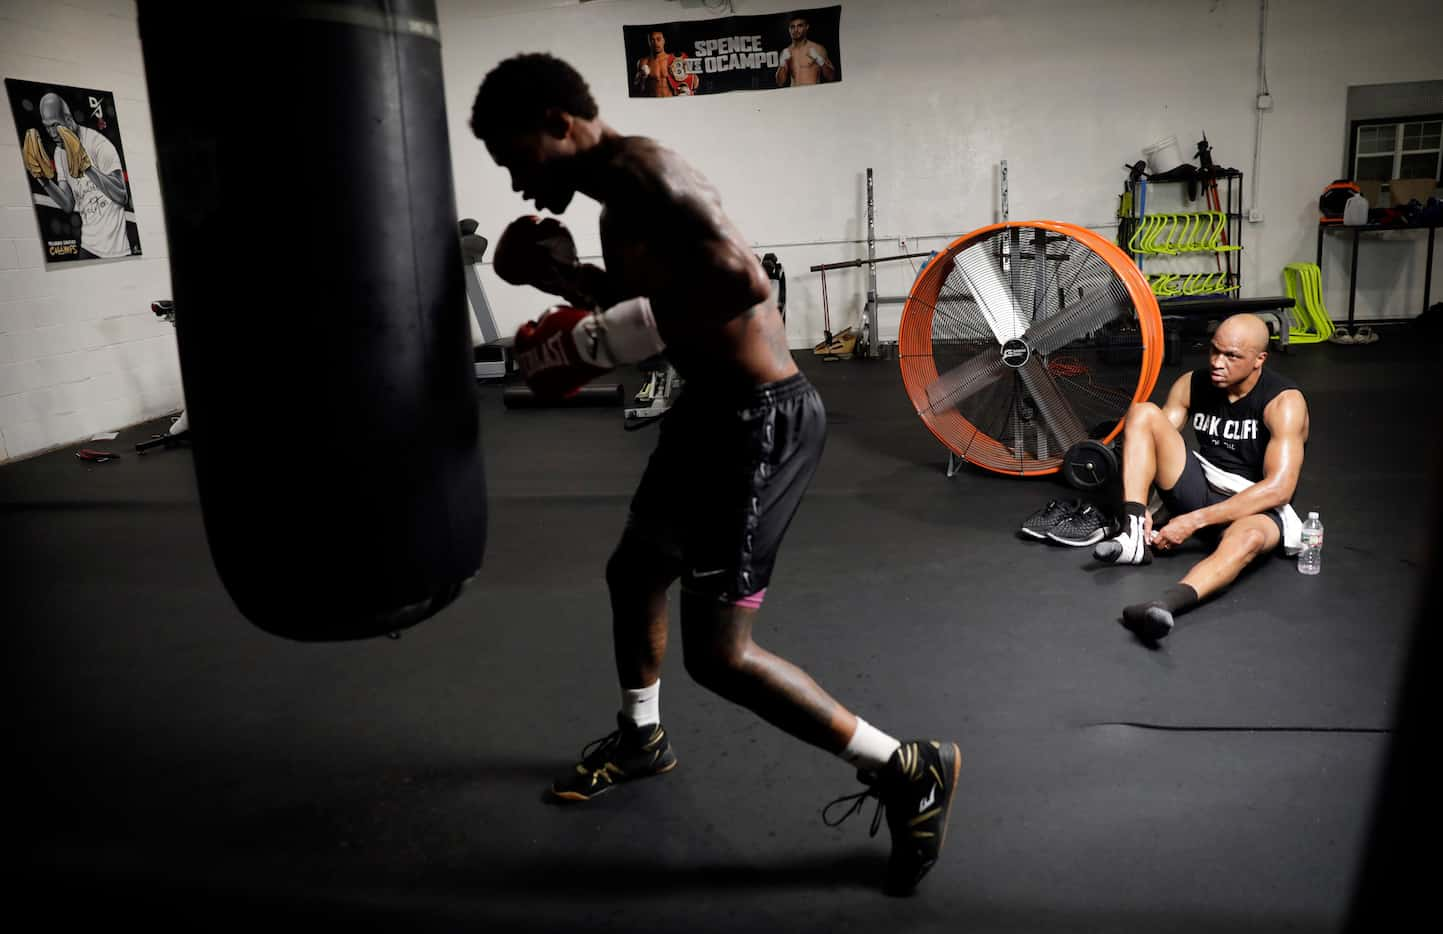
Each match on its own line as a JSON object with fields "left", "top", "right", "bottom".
{"left": 1349, "top": 115, "right": 1443, "bottom": 193}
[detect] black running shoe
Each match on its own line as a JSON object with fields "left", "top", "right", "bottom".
{"left": 548, "top": 713, "right": 678, "bottom": 802}
{"left": 1121, "top": 601, "right": 1175, "bottom": 642}
{"left": 824, "top": 740, "right": 962, "bottom": 896}
{"left": 1045, "top": 503, "right": 1115, "bottom": 547}
{"left": 1019, "top": 498, "right": 1079, "bottom": 540}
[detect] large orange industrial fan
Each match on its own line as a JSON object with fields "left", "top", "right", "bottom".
{"left": 899, "top": 220, "right": 1163, "bottom": 477}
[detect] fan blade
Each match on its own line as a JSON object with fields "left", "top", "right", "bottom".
{"left": 921, "top": 352, "right": 1010, "bottom": 415}
{"left": 954, "top": 246, "right": 1025, "bottom": 344}
{"left": 1016, "top": 355, "right": 1089, "bottom": 452}
{"left": 1010, "top": 394, "right": 1029, "bottom": 463}
{"left": 1024, "top": 279, "right": 1128, "bottom": 356}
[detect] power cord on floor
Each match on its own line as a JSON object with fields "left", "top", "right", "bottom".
{"left": 1083, "top": 721, "right": 1389, "bottom": 734}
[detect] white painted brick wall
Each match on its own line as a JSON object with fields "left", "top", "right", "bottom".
{"left": 5, "top": 0, "right": 1440, "bottom": 463}
{"left": 0, "top": 0, "right": 181, "bottom": 464}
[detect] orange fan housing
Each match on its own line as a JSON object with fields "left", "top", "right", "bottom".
{"left": 898, "top": 220, "right": 1163, "bottom": 477}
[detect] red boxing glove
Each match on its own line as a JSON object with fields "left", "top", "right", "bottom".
{"left": 513, "top": 306, "right": 610, "bottom": 400}
{"left": 493, "top": 215, "right": 580, "bottom": 297}
{"left": 513, "top": 298, "right": 666, "bottom": 400}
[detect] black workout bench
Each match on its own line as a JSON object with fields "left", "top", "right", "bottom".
{"left": 1157, "top": 295, "right": 1297, "bottom": 363}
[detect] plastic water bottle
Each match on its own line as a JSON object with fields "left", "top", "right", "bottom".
{"left": 1298, "top": 512, "right": 1323, "bottom": 575}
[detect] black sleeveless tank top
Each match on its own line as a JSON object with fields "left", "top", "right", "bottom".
{"left": 1188, "top": 366, "right": 1302, "bottom": 482}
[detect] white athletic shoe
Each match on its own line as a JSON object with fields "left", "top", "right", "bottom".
{"left": 1093, "top": 514, "right": 1152, "bottom": 565}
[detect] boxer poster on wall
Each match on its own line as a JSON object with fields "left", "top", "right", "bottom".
{"left": 6, "top": 78, "right": 142, "bottom": 263}
{"left": 624, "top": 6, "right": 842, "bottom": 98}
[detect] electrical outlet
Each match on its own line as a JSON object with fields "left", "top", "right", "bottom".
{"left": 1248, "top": 209, "right": 1265, "bottom": 223}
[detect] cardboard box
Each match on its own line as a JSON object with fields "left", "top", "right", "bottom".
{"left": 1390, "top": 178, "right": 1439, "bottom": 205}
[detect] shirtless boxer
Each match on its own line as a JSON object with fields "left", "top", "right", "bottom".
{"left": 634, "top": 30, "right": 675, "bottom": 98}
{"left": 775, "top": 13, "right": 836, "bottom": 87}
{"left": 472, "top": 52, "right": 958, "bottom": 896}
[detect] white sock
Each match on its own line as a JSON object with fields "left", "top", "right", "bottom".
{"left": 622, "top": 680, "right": 660, "bottom": 727}
{"left": 840, "top": 717, "right": 901, "bottom": 771}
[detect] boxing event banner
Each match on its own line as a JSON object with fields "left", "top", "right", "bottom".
{"left": 624, "top": 6, "right": 842, "bottom": 98}
{"left": 6, "top": 78, "right": 142, "bottom": 263}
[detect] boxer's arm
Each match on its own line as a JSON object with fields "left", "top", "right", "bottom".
{"left": 89, "top": 168, "right": 129, "bottom": 207}
{"left": 48, "top": 174, "right": 76, "bottom": 214}
{"left": 811, "top": 43, "right": 836, "bottom": 81}
{"left": 635, "top": 186, "right": 769, "bottom": 337}
{"left": 570, "top": 262, "right": 618, "bottom": 311}
{"left": 86, "top": 134, "right": 129, "bottom": 206}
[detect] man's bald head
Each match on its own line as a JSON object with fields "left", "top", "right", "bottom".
{"left": 38, "top": 93, "right": 72, "bottom": 124}
{"left": 38, "top": 93, "right": 77, "bottom": 143}
{"left": 1207, "top": 313, "right": 1272, "bottom": 393}
{"left": 1215, "top": 314, "right": 1272, "bottom": 356}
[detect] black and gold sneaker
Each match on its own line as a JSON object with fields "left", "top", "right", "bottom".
{"left": 548, "top": 713, "right": 678, "bottom": 803}
{"left": 824, "top": 739, "right": 962, "bottom": 896}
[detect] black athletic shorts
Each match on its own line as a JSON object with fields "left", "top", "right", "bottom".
{"left": 626, "top": 373, "right": 825, "bottom": 602}
{"left": 1158, "top": 450, "right": 1284, "bottom": 542}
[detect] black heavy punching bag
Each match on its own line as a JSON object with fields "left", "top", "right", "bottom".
{"left": 137, "top": 0, "right": 487, "bottom": 641}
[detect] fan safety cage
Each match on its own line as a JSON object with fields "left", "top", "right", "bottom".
{"left": 899, "top": 220, "right": 1163, "bottom": 476}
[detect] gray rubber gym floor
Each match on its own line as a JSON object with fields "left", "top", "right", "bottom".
{"left": 6, "top": 327, "right": 1436, "bottom": 932}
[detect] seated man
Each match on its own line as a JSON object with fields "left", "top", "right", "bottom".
{"left": 1093, "top": 313, "right": 1310, "bottom": 642}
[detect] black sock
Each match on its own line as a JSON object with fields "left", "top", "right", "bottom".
{"left": 1122, "top": 500, "right": 1146, "bottom": 518}
{"left": 1160, "top": 583, "right": 1199, "bottom": 614}
{"left": 1121, "top": 584, "right": 1199, "bottom": 642}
